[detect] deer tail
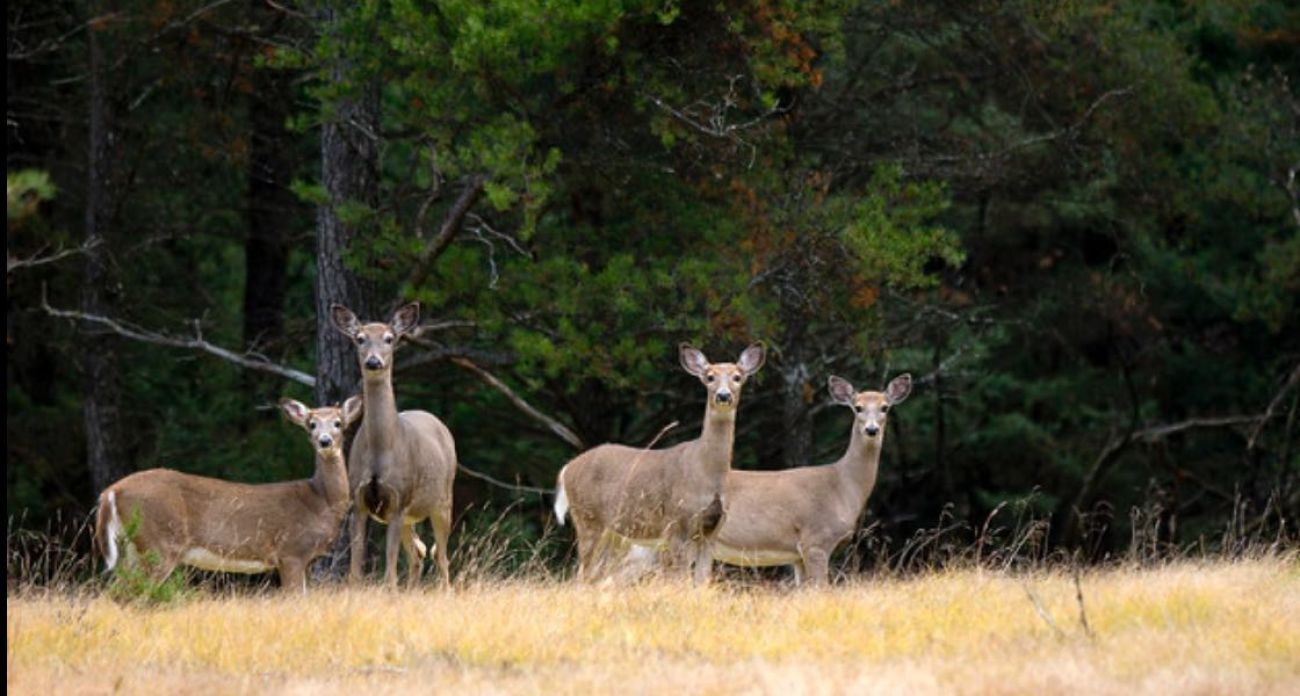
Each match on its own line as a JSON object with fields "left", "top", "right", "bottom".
{"left": 95, "top": 489, "right": 121, "bottom": 573}
{"left": 553, "top": 467, "right": 569, "bottom": 526}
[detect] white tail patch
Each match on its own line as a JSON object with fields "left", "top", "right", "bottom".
{"left": 102, "top": 490, "right": 121, "bottom": 573}
{"left": 413, "top": 535, "right": 428, "bottom": 560}
{"left": 553, "top": 471, "right": 569, "bottom": 526}
{"left": 180, "top": 548, "right": 274, "bottom": 574}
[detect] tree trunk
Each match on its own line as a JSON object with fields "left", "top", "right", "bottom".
{"left": 81, "top": 1, "right": 123, "bottom": 496}
{"left": 313, "top": 7, "right": 380, "bottom": 409}
{"left": 780, "top": 349, "right": 814, "bottom": 470}
{"left": 312, "top": 3, "right": 382, "bottom": 580}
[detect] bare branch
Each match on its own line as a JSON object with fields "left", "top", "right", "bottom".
{"left": 400, "top": 174, "right": 487, "bottom": 305}
{"left": 914, "top": 345, "right": 969, "bottom": 387}
{"left": 1248, "top": 362, "right": 1300, "bottom": 450}
{"left": 41, "top": 291, "right": 314, "bottom": 387}
{"left": 450, "top": 356, "right": 585, "bottom": 450}
{"left": 641, "top": 78, "right": 790, "bottom": 168}
{"left": 456, "top": 463, "right": 553, "bottom": 496}
{"left": 924, "top": 86, "right": 1134, "bottom": 169}
{"left": 1132, "top": 415, "right": 1265, "bottom": 442}
{"left": 7, "top": 238, "right": 101, "bottom": 274}
{"left": 408, "top": 319, "right": 478, "bottom": 339}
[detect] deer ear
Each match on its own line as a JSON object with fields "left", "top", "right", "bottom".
{"left": 330, "top": 305, "right": 360, "bottom": 336}
{"left": 679, "top": 343, "right": 709, "bottom": 377}
{"left": 828, "top": 375, "right": 856, "bottom": 406}
{"left": 391, "top": 302, "right": 420, "bottom": 336}
{"left": 342, "top": 395, "right": 364, "bottom": 427}
{"left": 886, "top": 374, "right": 913, "bottom": 405}
{"left": 737, "top": 342, "right": 766, "bottom": 376}
{"left": 279, "top": 398, "right": 309, "bottom": 427}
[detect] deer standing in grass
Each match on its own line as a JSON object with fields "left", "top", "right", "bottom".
{"left": 331, "top": 302, "right": 456, "bottom": 588}
{"left": 708, "top": 373, "right": 911, "bottom": 585}
{"left": 94, "top": 397, "right": 363, "bottom": 592}
{"left": 554, "top": 342, "right": 765, "bottom": 583}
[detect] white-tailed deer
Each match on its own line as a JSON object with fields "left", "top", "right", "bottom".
{"left": 94, "top": 397, "right": 363, "bottom": 592}
{"left": 709, "top": 373, "right": 911, "bottom": 585}
{"left": 331, "top": 302, "right": 457, "bottom": 588}
{"left": 554, "top": 342, "right": 765, "bottom": 583}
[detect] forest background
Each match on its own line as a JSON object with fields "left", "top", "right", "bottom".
{"left": 7, "top": 0, "right": 1299, "bottom": 581}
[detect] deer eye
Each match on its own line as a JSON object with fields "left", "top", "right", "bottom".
{"left": 854, "top": 406, "right": 863, "bottom": 413}
{"left": 354, "top": 335, "right": 366, "bottom": 345}
{"left": 731, "top": 375, "right": 741, "bottom": 383}
{"left": 881, "top": 405, "right": 890, "bottom": 413}
{"left": 334, "top": 420, "right": 342, "bottom": 428}
{"left": 384, "top": 335, "right": 394, "bottom": 345}
{"left": 706, "top": 374, "right": 715, "bottom": 383}
{"left": 309, "top": 420, "right": 317, "bottom": 430}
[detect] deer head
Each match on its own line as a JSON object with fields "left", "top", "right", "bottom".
{"left": 828, "top": 373, "right": 912, "bottom": 438}
{"left": 280, "top": 396, "right": 364, "bottom": 454}
{"left": 679, "top": 342, "right": 766, "bottom": 412}
{"left": 330, "top": 303, "right": 420, "bottom": 378}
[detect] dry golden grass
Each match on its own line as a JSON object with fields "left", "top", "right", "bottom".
{"left": 8, "top": 558, "right": 1299, "bottom": 695}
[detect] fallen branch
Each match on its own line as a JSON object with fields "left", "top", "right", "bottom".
{"left": 41, "top": 291, "right": 314, "bottom": 387}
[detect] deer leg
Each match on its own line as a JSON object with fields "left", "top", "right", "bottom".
{"left": 400, "top": 522, "right": 424, "bottom": 589}
{"left": 586, "top": 529, "right": 618, "bottom": 583}
{"left": 279, "top": 559, "right": 307, "bottom": 594}
{"left": 430, "top": 509, "right": 452, "bottom": 587}
{"left": 666, "top": 524, "right": 697, "bottom": 580}
{"left": 349, "top": 510, "right": 368, "bottom": 585}
{"left": 801, "top": 546, "right": 831, "bottom": 587}
{"left": 384, "top": 516, "right": 404, "bottom": 589}
{"left": 570, "top": 517, "right": 595, "bottom": 580}
{"left": 144, "top": 546, "right": 180, "bottom": 585}
{"left": 691, "top": 540, "right": 715, "bottom": 586}
{"left": 792, "top": 561, "right": 807, "bottom": 587}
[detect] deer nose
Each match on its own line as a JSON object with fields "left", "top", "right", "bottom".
{"left": 318, "top": 435, "right": 334, "bottom": 448}
{"left": 715, "top": 391, "right": 732, "bottom": 404}
{"left": 364, "top": 356, "right": 383, "bottom": 370}
{"left": 864, "top": 425, "right": 880, "bottom": 438}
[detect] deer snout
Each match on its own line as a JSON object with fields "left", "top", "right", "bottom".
{"left": 318, "top": 435, "right": 334, "bottom": 449}
{"left": 715, "top": 391, "right": 733, "bottom": 404}
{"left": 364, "top": 356, "right": 383, "bottom": 371}
{"left": 863, "top": 424, "right": 880, "bottom": 438}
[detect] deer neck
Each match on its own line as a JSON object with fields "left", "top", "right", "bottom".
{"left": 694, "top": 403, "right": 738, "bottom": 480}
{"left": 311, "top": 450, "right": 351, "bottom": 515}
{"left": 361, "top": 372, "right": 400, "bottom": 446}
{"left": 834, "top": 426, "right": 884, "bottom": 510}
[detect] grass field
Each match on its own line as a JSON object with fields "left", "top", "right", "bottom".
{"left": 7, "top": 557, "right": 1299, "bottom": 695}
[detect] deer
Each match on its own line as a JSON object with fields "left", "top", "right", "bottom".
{"left": 707, "top": 373, "right": 912, "bottom": 585}
{"left": 331, "top": 302, "right": 457, "bottom": 588}
{"left": 554, "top": 342, "right": 765, "bottom": 584}
{"left": 94, "top": 396, "right": 363, "bottom": 592}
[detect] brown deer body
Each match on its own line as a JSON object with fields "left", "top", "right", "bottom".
{"left": 711, "top": 374, "right": 911, "bottom": 585}
{"left": 555, "top": 343, "right": 765, "bottom": 583}
{"left": 94, "top": 397, "right": 363, "bottom": 592}
{"left": 332, "top": 303, "right": 456, "bottom": 588}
